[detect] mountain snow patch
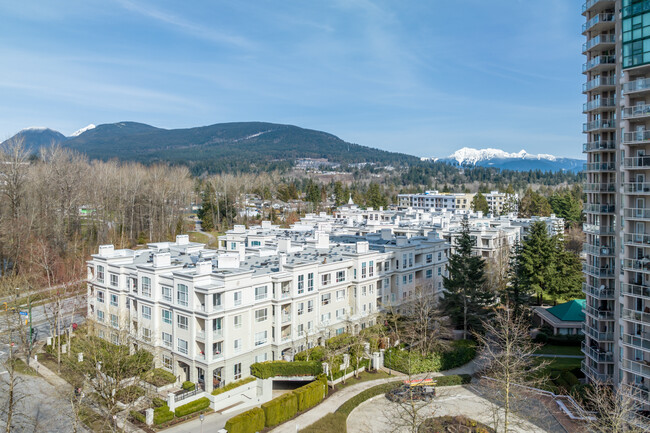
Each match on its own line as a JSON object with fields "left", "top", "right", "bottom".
{"left": 71, "top": 124, "right": 96, "bottom": 137}
{"left": 447, "top": 147, "right": 557, "bottom": 165}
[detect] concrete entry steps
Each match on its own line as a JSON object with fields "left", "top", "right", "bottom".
{"left": 216, "top": 401, "right": 244, "bottom": 415}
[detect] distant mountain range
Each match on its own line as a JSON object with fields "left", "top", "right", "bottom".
{"left": 2, "top": 123, "right": 584, "bottom": 174}
{"left": 424, "top": 147, "right": 584, "bottom": 173}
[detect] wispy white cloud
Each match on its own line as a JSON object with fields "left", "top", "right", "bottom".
{"left": 114, "top": 0, "right": 253, "bottom": 49}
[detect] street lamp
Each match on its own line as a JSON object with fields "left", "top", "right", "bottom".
{"left": 199, "top": 414, "right": 204, "bottom": 433}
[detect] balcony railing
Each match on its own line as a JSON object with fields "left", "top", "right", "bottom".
{"left": 212, "top": 303, "right": 224, "bottom": 312}
{"left": 623, "top": 130, "right": 650, "bottom": 144}
{"left": 582, "top": 341, "right": 614, "bottom": 363}
{"left": 582, "top": 0, "right": 614, "bottom": 14}
{"left": 583, "top": 140, "right": 615, "bottom": 152}
{"left": 621, "top": 283, "right": 650, "bottom": 299}
{"left": 213, "top": 328, "right": 223, "bottom": 339}
{"left": 281, "top": 334, "right": 292, "bottom": 342}
{"left": 583, "top": 34, "right": 616, "bottom": 52}
{"left": 583, "top": 282, "right": 615, "bottom": 299}
{"left": 624, "top": 77, "right": 650, "bottom": 94}
{"left": 582, "top": 360, "right": 612, "bottom": 382}
{"left": 623, "top": 259, "right": 650, "bottom": 273}
{"left": 583, "top": 223, "right": 615, "bottom": 235}
{"left": 582, "top": 243, "right": 615, "bottom": 256}
{"left": 625, "top": 208, "right": 650, "bottom": 220}
{"left": 623, "top": 182, "right": 650, "bottom": 194}
{"left": 583, "top": 162, "right": 615, "bottom": 172}
{"left": 621, "top": 358, "right": 650, "bottom": 378}
{"left": 623, "top": 104, "right": 650, "bottom": 119}
{"left": 622, "top": 307, "right": 650, "bottom": 324}
{"left": 582, "top": 55, "right": 615, "bottom": 73}
{"left": 196, "top": 330, "right": 205, "bottom": 340}
{"left": 583, "top": 75, "right": 616, "bottom": 93}
{"left": 583, "top": 323, "right": 614, "bottom": 341}
{"left": 582, "top": 263, "right": 615, "bottom": 277}
{"left": 281, "top": 313, "right": 292, "bottom": 324}
{"left": 624, "top": 233, "right": 650, "bottom": 245}
{"left": 583, "top": 13, "right": 615, "bottom": 33}
{"left": 623, "top": 156, "right": 650, "bottom": 169}
{"left": 583, "top": 203, "right": 615, "bottom": 213}
{"left": 622, "top": 333, "right": 650, "bottom": 352}
{"left": 584, "top": 97, "right": 616, "bottom": 113}
{"left": 584, "top": 304, "right": 614, "bottom": 320}
{"left": 583, "top": 119, "right": 615, "bottom": 132}
{"left": 583, "top": 183, "right": 616, "bottom": 193}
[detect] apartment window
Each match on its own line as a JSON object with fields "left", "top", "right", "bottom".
{"left": 336, "top": 270, "right": 346, "bottom": 283}
{"left": 362, "top": 262, "right": 367, "bottom": 279}
{"left": 162, "top": 332, "right": 172, "bottom": 347}
{"left": 234, "top": 291, "right": 242, "bottom": 306}
{"left": 298, "top": 275, "right": 305, "bottom": 294}
{"left": 409, "top": 253, "right": 413, "bottom": 267}
{"left": 369, "top": 261, "right": 374, "bottom": 277}
{"left": 111, "top": 333, "right": 119, "bottom": 345}
{"left": 409, "top": 274, "right": 413, "bottom": 284}
{"left": 321, "top": 293, "right": 331, "bottom": 305}
{"left": 142, "top": 328, "right": 152, "bottom": 343}
{"left": 162, "top": 354, "right": 172, "bottom": 370}
{"left": 296, "top": 302, "right": 303, "bottom": 316}
{"left": 321, "top": 312, "right": 331, "bottom": 323}
{"left": 321, "top": 274, "right": 331, "bottom": 286}
{"left": 426, "top": 269, "right": 433, "bottom": 279}
{"left": 234, "top": 339, "right": 242, "bottom": 353}
{"left": 97, "top": 265, "right": 104, "bottom": 283}
{"left": 437, "top": 252, "right": 442, "bottom": 261}
{"left": 234, "top": 363, "right": 242, "bottom": 380}
{"left": 162, "top": 286, "right": 172, "bottom": 302}
{"left": 336, "top": 308, "right": 345, "bottom": 319}
{"left": 177, "top": 338, "right": 188, "bottom": 354}
{"left": 109, "top": 273, "right": 118, "bottom": 287}
{"left": 98, "top": 329, "right": 105, "bottom": 339}
{"left": 308, "top": 320, "right": 313, "bottom": 331}
{"left": 307, "top": 300, "right": 314, "bottom": 313}
{"left": 426, "top": 254, "right": 433, "bottom": 264}
{"left": 162, "top": 309, "right": 172, "bottom": 324}
{"left": 109, "top": 294, "right": 118, "bottom": 307}
{"left": 437, "top": 267, "right": 442, "bottom": 276}
{"left": 97, "top": 290, "right": 105, "bottom": 303}
{"left": 402, "top": 254, "right": 407, "bottom": 268}
{"left": 354, "top": 269, "right": 357, "bottom": 279}
{"left": 177, "top": 314, "right": 188, "bottom": 330}
{"left": 298, "top": 324, "right": 304, "bottom": 336}
{"left": 255, "top": 308, "right": 268, "bottom": 322}
{"left": 336, "top": 289, "right": 345, "bottom": 301}
{"left": 336, "top": 327, "right": 345, "bottom": 336}
{"left": 363, "top": 304, "right": 367, "bottom": 312}
{"left": 230, "top": 242, "right": 237, "bottom": 250}
{"left": 141, "top": 305, "right": 151, "bottom": 320}
{"left": 255, "top": 286, "right": 267, "bottom": 301}
{"left": 234, "top": 315, "right": 242, "bottom": 328}
{"left": 403, "top": 275, "right": 407, "bottom": 285}
{"left": 177, "top": 284, "right": 188, "bottom": 306}
{"left": 307, "top": 273, "right": 314, "bottom": 291}
{"left": 141, "top": 277, "right": 152, "bottom": 297}
{"left": 362, "top": 286, "right": 367, "bottom": 296}
{"left": 255, "top": 331, "right": 268, "bottom": 346}
{"left": 97, "top": 310, "right": 104, "bottom": 323}
{"left": 384, "top": 261, "right": 390, "bottom": 272}
{"left": 251, "top": 240, "right": 261, "bottom": 246}
{"left": 110, "top": 314, "right": 118, "bottom": 328}
{"left": 255, "top": 353, "right": 268, "bottom": 363}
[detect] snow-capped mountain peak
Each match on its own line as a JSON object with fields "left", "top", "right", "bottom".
{"left": 71, "top": 124, "right": 96, "bottom": 137}
{"left": 448, "top": 147, "right": 557, "bottom": 165}
{"left": 19, "top": 126, "right": 50, "bottom": 133}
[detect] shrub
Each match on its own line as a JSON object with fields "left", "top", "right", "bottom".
{"left": 435, "top": 374, "right": 472, "bottom": 387}
{"left": 385, "top": 341, "right": 476, "bottom": 374}
{"left": 293, "top": 380, "right": 326, "bottom": 412}
{"left": 142, "top": 368, "right": 176, "bottom": 387}
{"left": 546, "top": 334, "right": 584, "bottom": 347}
{"left": 337, "top": 382, "right": 401, "bottom": 416}
{"left": 295, "top": 346, "right": 327, "bottom": 362}
{"left": 534, "top": 332, "right": 549, "bottom": 344}
{"left": 560, "top": 370, "right": 580, "bottom": 388}
{"left": 152, "top": 397, "right": 166, "bottom": 408}
{"left": 329, "top": 358, "right": 370, "bottom": 381}
{"left": 262, "top": 392, "right": 298, "bottom": 427}
{"left": 250, "top": 361, "right": 322, "bottom": 379}
{"left": 212, "top": 376, "right": 256, "bottom": 396}
{"left": 326, "top": 333, "right": 354, "bottom": 350}
{"left": 182, "top": 381, "right": 195, "bottom": 391}
{"left": 153, "top": 405, "right": 174, "bottom": 425}
{"left": 115, "top": 385, "right": 145, "bottom": 404}
{"left": 420, "top": 415, "right": 495, "bottom": 433}
{"left": 440, "top": 341, "right": 477, "bottom": 371}
{"left": 300, "top": 412, "right": 347, "bottom": 433}
{"left": 174, "top": 396, "right": 210, "bottom": 418}
{"left": 225, "top": 407, "right": 265, "bottom": 433}
{"left": 130, "top": 410, "right": 146, "bottom": 424}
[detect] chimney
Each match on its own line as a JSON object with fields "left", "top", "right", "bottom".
{"left": 233, "top": 225, "right": 246, "bottom": 233}
{"left": 196, "top": 260, "right": 212, "bottom": 275}
{"left": 261, "top": 220, "right": 271, "bottom": 229}
{"left": 279, "top": 253, "right": 287, "bottom": 271}
{"left": 380, "top": 229, "right": 392, "bottom": 241}
{"left": 98, "top": 245, "right": 114, "bottom": 257}
{"left": 396, "top": 237, "right": 408, "bottom": 247}
{"left": 315, "top": 231, "right": 330, "bottom": 249}
{"left": 217, "top": 253, "right": 240, "bottom": 269}
{"left": 176, "top": 234, "right": 189, "bottom": 245}
{"left": 356, "top": 241, "right": 369, "bottom": 254}
{"left": 278, "top": 238, "right": 291, "bottom": 253}
{"left": 153, "top": 253, "right": 171, "bottom": 268}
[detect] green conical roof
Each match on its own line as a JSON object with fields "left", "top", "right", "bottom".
{"left": 547, "top": 299, "right": 586, "bottom": 322}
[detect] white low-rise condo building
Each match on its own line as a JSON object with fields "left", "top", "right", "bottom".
{"left": 86, "top": 230, "right": 448, "bottom": 393}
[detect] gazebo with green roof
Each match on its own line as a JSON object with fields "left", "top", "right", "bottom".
{"left": 533, "top": 299, "right": 586, "bottom": 336}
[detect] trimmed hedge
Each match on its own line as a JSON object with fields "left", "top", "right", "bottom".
{"left": 130, "top": 410, "right": 146, "bottom": 424}
{"left": 225, "top": 407, "right": 265, "bottom": 433}
{"left": 262, "top": 392, "right": 298, "bottom": 427}
{"left": 250, "top": 361, "right": 322, "bottom": 379}
{"left": 534, "top": 333, "right": 583, "bottom": 347}
{"left": 300, "top": 412, "right": 347, "bottom": 433}
{"left": 174, "top": 397, "right": 210, "bottom": 418}
{"left": 181, "top": 381, "right": 195, "bottom": 391}
{"left": 435, "top": 374, "right": 472, "bottom": 386}
{"left": 154, "top": 405, "right": 174, "bottom": 425}
{"left": 212, "top": 376, "right": 256, "bottom": 396}
{"left": 293, "top": 380, "right": 326, "bottom": 411}
{"left": 152, "top": 397, "right": 166, "bottom": 408}
{"left": 385, "top": 340, "right": 476, "bottom": 374}
{"left": 337, "top": 382, "right": 402, "bottom": 416}
{"left": 329, "top": 358, "right": 370, "bottom": 381}
{"left": 142, "top": 368, "right": 176, "bottom": 387}
{"left": 294, "top": 346, "right": 326, "bottom": 362}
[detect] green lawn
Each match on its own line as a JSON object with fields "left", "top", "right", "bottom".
{"left": 539, "top": 356, "right": 582, "bottom": 372}
{"left": 334, "top": 370, "right": 392, "bottom": 390}
{"left": 534, "top": 345, "right": 583, "bottom": 357}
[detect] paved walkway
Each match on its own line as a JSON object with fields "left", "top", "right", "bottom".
{"left": 32, "top": 357, "right": 73, "bottom": 391}
{"left": 272, "top": 359, "right": 480, "bottom": 433}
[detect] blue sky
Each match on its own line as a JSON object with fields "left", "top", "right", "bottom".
{"left": 0, "top": 0, "right": 585, "bottom": 158}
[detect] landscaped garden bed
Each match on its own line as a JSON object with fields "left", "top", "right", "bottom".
{"left": 419, "top": 415, "right": 495, "bottom": 433}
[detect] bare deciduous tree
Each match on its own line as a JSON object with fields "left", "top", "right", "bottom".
{"left": 583, "top": 381, "right": 646, "bottom": 433}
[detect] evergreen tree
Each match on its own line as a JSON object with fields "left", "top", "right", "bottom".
{"left": 442, "top": 219, "right": 494, "bottom": 338}
{"left": 471, "top": 192, "right": 489, "bottom": 214}
{"left": 333, "top": 181, "right": 345, "bottom": 206}
{"left": 518, "top": 221, "right": 554, "bottom": 304}
{"left": 365, "top": 183, "right": 388, "bottom": 209}
{"left": 196, "top": 183, "right": 217, "bottom": 231}
{"left": 506, "top": 241, "right": 533, "bottom": 316}
{"left": 518, "top": 187, "right": 552, "bottom": 217}
{"left": 547, "top": 239, "right": 584, "bottom": 304}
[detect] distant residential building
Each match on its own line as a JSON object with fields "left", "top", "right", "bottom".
{"left": 484, "top": 190, "right": 518, "bottom": 215}
{"left": 397, "top": 191, "right": 475, "bottom": 212}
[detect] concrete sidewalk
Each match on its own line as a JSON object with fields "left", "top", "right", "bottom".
{"left": 32, "top": 357, "right": 73, "bottom": 391}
